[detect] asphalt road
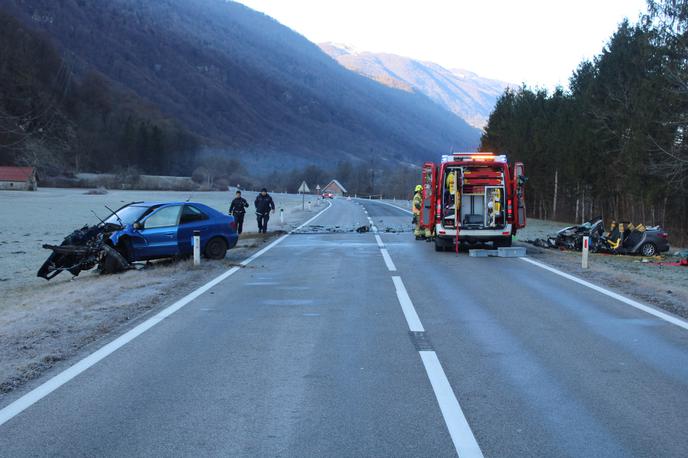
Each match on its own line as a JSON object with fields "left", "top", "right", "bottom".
{"left": 1, "top": 198, "right": 687, "bottom": 457}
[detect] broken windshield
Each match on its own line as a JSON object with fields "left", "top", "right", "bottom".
{"left": 104, "top": 205, "right": 153, "bottom": 226}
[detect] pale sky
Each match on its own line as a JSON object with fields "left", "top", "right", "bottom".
{"left": 236, "top": 0, "right": 648, "bottom": 88}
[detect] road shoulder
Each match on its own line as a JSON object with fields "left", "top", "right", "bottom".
{"left": 519, "top": 242, "right": 688, "bottom": 320}
{"left": 0, "top": 229, "right": 305, "bottom": 402}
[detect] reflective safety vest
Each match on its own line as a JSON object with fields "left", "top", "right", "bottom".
{"left": 446, "top": 172, "right": 455, "bottom": 191}
{"left": 413, "top": 192, "right": 422, "bottom": 215}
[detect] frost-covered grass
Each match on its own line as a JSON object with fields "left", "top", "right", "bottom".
{"left": 0, "top": 187, "right": 319, "bottom": 296}
{"left": 0, "top": 187, "right": 323, "bottom": 396}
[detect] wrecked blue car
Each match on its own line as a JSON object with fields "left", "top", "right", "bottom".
{"left": 38, "top": 202, "right": 238, "bottom": 280}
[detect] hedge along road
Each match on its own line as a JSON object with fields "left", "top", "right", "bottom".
{"left": 1, "top": 197, "right": 688, "bottom": 457}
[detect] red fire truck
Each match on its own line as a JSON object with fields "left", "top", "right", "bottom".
{"left": 419, "top": 152, "right": 527, "bottom": 251}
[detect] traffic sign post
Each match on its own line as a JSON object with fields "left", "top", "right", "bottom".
{"left": 298, "top": 181, "right": 310, "bottom": 210}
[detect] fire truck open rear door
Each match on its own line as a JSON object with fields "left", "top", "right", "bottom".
{"left": 513, "top": 162, "right": 526, "bottom": 229}
{"left": 421, "top": 162, "right": 436, "bottom": 233}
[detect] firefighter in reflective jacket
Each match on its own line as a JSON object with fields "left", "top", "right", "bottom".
{"left": 413, "top": 185, "right": 423, "bottom": 240}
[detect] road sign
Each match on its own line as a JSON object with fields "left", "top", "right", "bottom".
{"left": 298, "top": 181, "right": 310, "bottom": 210}
{"left": 316, "top": 185, "right": 321, "bottom": 192}
{"left": 298, "top": 181, "right": 310, "bottom": 193}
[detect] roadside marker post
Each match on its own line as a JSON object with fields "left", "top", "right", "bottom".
{"left": 193, "top": 230, "right": 201, "bottom": 266}
{"left": 280, "top": 208, "right": 284, "bottom": 224}
{"left": 582, "top": 236, "right": 589, "bottom": 269}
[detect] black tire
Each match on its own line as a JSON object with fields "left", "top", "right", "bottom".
{"left": 204, "top": 237, "right": 227, "bottom": 260}
{"left": 99, "top": 244, "right": 130, "bottom": 274}
{"left": 494, "top": 236, "right": 512, "bottom": 248}
{"left": 435, "top": 239, "right": 444, "bottom": 252}
{"left": 640, "top": 242, "right": 657, "bottom": 257}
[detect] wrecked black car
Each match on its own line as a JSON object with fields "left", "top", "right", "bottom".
{"left": 531, "top": 217, "right": 670, "bottom": 256}
{"left": 37, "top": 222, "right": 131, "bottom": 280}
{"left": 555, "top": 217, "right": 606, "bottom": 251}
{"left": 531, "top": 217, "right": 606, "bottom": 251}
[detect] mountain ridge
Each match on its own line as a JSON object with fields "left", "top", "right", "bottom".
{"left": 320, "top": 42, "right": 514, "bottom": 128}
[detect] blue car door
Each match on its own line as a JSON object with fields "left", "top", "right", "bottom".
{"left": 177, "top": 205, "right": 211, "bottom": 255}
{"left": 139, "top": 205, "right": 182, "bottom": 258}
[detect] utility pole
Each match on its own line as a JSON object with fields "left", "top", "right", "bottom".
{"left": 553, "top": 169, "right": 558, "bottom": 220}
{"left": 371, "top": 168, "right": 375, "bottom": 196}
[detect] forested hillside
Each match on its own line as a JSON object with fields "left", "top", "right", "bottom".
{"left": 1, "top": 0, "right": 479, "bottom": 175}
{"left": 481, "top": 0, "right": 688, "bottom": 245}
{"left": 0, "top": 10, "right": 198, "bottom": 176}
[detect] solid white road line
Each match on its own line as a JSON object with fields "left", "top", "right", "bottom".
{"left": 380, "top": 248, "right": 397, "bottom": 272}
{"left": 365, "top": 199, "right": 414, "bottom": 215}
{"left": 392, "top": 276, "right": 425, "bottom": 332}
{"left": 0, "top": 201, "right": 333, "bottom": 427}
{"left": 420, "top": 351, "right": 484, "bottom": 458}
{"left": 374, "top": 234, "right": 384, "bottom": 248}
{"left": 521, "top": 257, "right": 688, "bottom": 331}
{"left": 369, "top": 194, "right": 687, "bottom": 332}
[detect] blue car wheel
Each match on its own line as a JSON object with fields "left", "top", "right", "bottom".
{"left": 204, "top": 237, "right": 228, "bottom": 260}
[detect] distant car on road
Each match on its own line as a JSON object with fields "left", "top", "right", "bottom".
{"left": 321, "top": 191, "right": 335, "bottom": 199}
{"left": 105, "top": 201, "right": 238, "bottom": 262}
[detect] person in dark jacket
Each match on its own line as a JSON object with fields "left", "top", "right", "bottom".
{"left": 229, "top": 190, "right": 249, "bottom": 234}
{"left": 255, "top": 188, "right": 275, "bottom": 233}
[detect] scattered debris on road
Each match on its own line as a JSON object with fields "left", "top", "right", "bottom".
{"left": 653, "top": 258, "right": 688, "bottom": 267}
{"left": 294, "top": 224, "right": 410, "bottom": 234}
